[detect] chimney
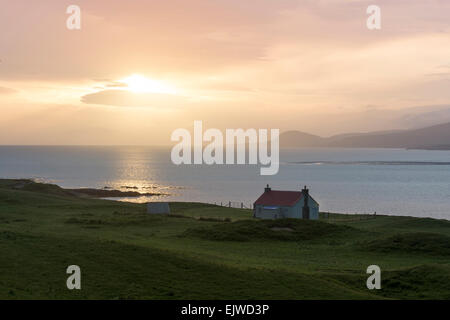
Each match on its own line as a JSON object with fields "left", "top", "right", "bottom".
{"left": 265, "top": 184, "right": 271, "bottom": 192}
{"left": 302, "top": 185, "right": 309, "bottom": 198}
{"left": 302, "top": 185, "right": 310, "bottom": 219}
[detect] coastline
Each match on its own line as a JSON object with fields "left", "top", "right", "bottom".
{"left": 1, "top": 178, "right": 449, "bottom": 299}
{"left": 3, "top": 178, "right": 165, "bottom": 199}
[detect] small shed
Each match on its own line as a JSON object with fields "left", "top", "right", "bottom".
{"left": 253, "top": 185, "right": 319, "bottom": 220}
{"left": 147, "top": 202, "right": 170, "bottom": 214}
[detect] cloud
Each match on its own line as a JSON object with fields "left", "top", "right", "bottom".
{"left": 3, "top": 0, "right": 448, "bottom": 82}
{"left": 2, "top": 0, "right": 450, "bottom": 144}
{"left": 105, "top": 82, "right": 128, "bottom": 88}
{"left": 93, "top": 79, "right": 129, "bottom": 89}
{"left": 193, "top": 80, "right": 255, "bottom": 92}
{"left": 80, "top": 89, "right": 186, "bottom": 107}
{"left": 0, "top": 87, "right": 16, "bottom": 94}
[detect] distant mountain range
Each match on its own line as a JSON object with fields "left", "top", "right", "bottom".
{"left": 280, "top": 122, "right": 450, "bottom": 150}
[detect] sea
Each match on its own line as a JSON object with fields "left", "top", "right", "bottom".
{"left": 1, "top": 146, "right": 450, "bottom": 219}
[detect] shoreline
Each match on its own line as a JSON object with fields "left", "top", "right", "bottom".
{"left": 3, "top": 178, "right": 165, "bottom": 199}
{"left": 1, "top": 178, "right": 449, "bottom": 220}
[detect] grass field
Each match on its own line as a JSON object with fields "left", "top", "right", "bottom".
{"left": 0, "top": 179, "right": 449, "bottom": 299}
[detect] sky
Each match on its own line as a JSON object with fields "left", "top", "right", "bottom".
{"left": 1, "top": 0, "right": 450, "bottom": 145}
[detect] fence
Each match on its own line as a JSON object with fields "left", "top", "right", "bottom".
{"left": 211, "top": 201, "right": 252, "bottom": 209}
{"left": 322, "top": 211, "right": 378, "bottom": 222}
{"left": 205, "top": 204, "right": 377, "bottom": 220}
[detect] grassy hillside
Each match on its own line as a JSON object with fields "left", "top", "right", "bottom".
{"left": 0, "top": 179, "right": 449, "bottom": 299}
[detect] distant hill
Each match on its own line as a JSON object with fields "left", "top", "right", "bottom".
{"left": 278, "top": 131, "right": 326, "bottom": 148}
{"left": 280, "top": 122, "right": 450, "bottom": 149}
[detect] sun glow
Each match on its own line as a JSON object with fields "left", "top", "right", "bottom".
{"left": 121, "top": 74, "right": 177, "bottom": 94}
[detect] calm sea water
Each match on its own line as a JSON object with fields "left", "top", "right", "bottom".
{"left": 1, "top": 146, "right": 450, "bottom": 219}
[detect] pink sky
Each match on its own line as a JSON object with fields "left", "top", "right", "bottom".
{"left": 1, "top": 0, "right": 450, "bottom": 145}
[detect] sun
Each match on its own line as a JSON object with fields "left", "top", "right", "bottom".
{"left": 120, "top": 74, "right": 177, "bottom": 94}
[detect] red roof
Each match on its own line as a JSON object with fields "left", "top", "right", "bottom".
{"left": 254, "top": 190, "right": 303, "bottom": 206}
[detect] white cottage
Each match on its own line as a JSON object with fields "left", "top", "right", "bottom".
{"left": 253, "top": 185, "right": 319, "bottom": 220}
{"left": 147, "top": 202, "right": 170, "bottom": 214}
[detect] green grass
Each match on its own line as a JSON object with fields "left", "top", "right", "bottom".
{"left": 0, "top": 179, "right": 449, "bottom": 299}
{"left": 361, "top": 232, "right": 450, "bottom": 256}
{"left": 182, "top": 218, "right": 361, "bottom": 242}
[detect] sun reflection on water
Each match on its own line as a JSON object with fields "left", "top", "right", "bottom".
{"left": 100, "top": 180, "right": 186, "bottom": 203}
